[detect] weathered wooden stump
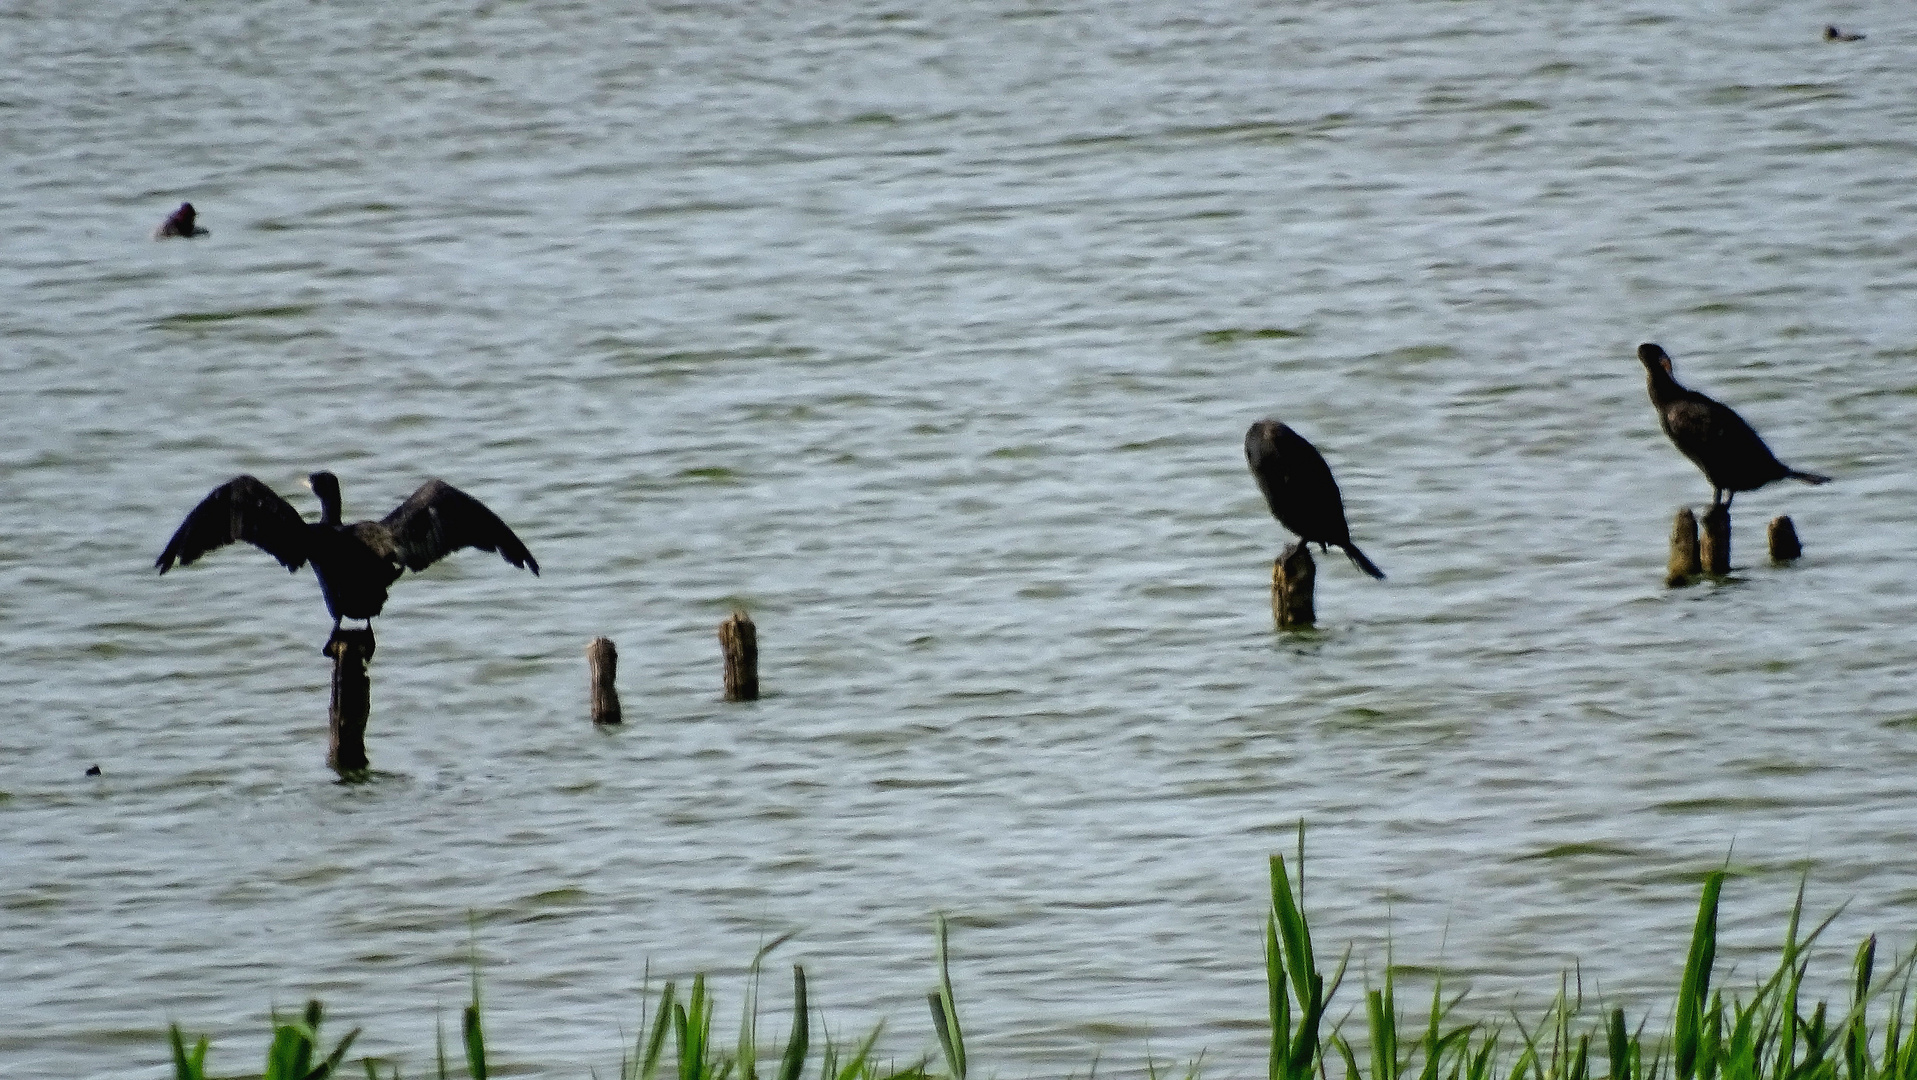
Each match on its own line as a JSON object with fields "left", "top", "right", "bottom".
{"left": 1667, "top": 508, "right": 1702, "bottom": 586}
{"left": 720, "top": 608, "right": 758, "bottom": 701}
{"left": 323, "top": 628, "right": 375, "bottom": 779}
{"left": 587, "top": 636, "right": 622, "bottom": 724}
{"left": 1768, "top": 515, "right": 1802, "bottom": 562}
{"left": 1271, "top": 542, "right": 1316, "bottom": 629}
{"left": 1701, "top": 504, "right": 1731, "bottom": 575}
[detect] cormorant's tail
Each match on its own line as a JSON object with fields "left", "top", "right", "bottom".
{"left": 1787, "top": 469, "right": 1832, "bottom": 486}
{"left": 1342, "top": 542, "right": 1386, "bottom": 580}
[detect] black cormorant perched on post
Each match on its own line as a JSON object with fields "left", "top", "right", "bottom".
{"left": 157, "top": 471, "right": 538, "bottom": 629}
{"left": 1244, "top": 418, "right": 1386, "bottom": 579}
{"left": 1638, "top": 343, "right": 1831, "bottom": 508}
{"left": 154, "top": 203, "right": 208, "bottom": 239}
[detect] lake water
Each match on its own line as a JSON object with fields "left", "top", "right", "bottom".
{"left": 5, "top": 1, "right": 1917, "bottom": 1077}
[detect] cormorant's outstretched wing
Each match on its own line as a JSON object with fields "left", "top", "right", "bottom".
{"left": 156, "top": 475, "right": 311, "bottom": 573}
{"left": 368, "top": 479, "right": 539, "bottom": 575}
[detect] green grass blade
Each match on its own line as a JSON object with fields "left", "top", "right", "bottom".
{"left": 1268, "top": 914, "right": 1290, "bottom": 1080}
{"left": 643, "top": 983, "right": 678, "bottom": 1080}
{"left": 778, "top": 966, "right": 810, "bottom": 1080}
{"left": 1367, "top": 985, "right": 1396, "bottom": 1080}
{"left": 931, "top": 915, "right": 967, "bottom": 1080}
{"left": 1608, "top": 1009, "right": 1631, "bottom": 1080}
{"left": 169, "top": 1024, "right": 209, "bottom": 1080}
{"left": 310, "top": 1026, "right": 360, "bottom": 1079}
{"left": 1677, "top": 872, "right": 1726, "bottom": 1080}
{"left": 832, "top": 1023, "right": 884, "bottom": 1080}
{"left": 462, "top": 1004, "right": 487, "bottom": 1080}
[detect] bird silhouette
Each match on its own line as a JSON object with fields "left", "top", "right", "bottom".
{"left": 157, "top": 471, "right": 538, "bottom": 630}
{"left": 1244, "top": 418, "right": 1385, "bottom": 579}
{"left": 154, "top": 202, "right": 208, "bottom": 239}
{"left": 1637, "top": 343, "right": 1830, "bottom": 509}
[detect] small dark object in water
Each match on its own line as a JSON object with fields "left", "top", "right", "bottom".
{"left": 1638, "top": 343, "right": 1831, "bottom": 508}
{"left": 154, "top": 202, "right": 209, "bottom": 239}
{"left": 1825, "top": 25, "right": 1865, "bottom": 42}
{"left": 1244, "top": 418, "right": 1386, "bottom": 579}
{"left": 157, "top": 471, "right": 538, "bottom": 630}
{"left": 720, "top": 609, "right": 759, "bottom": 702}
{"left": 1768, "top": 515, "right": 1803, "bottom": 561}
{"left": 85, "top": 764, "right": 101, "bottom": 777}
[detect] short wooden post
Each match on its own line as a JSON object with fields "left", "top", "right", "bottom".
{"left": 1271, "top": 542, "right": 1316, "bottom": 628}
{"left": 587, "top": 637, "right": 622, "bottom": 724}
{"left": 720, "top": 608, "right": 758, "bottom": 702}
{"left": 1768, "top": 516, "right": 1802, "bottom": 562}
{"left": 1701, "top": 504, "right": 1731, "bottom": 575}
{"left": 323, "top": 628, "right": 375, "bottom": 779}
{"left": 1667, "top": 508, "right": 1701, "bottom": 586}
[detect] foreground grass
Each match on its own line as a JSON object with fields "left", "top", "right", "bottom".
{"left": 165, "top": 842, "right": 1917, "bottom": 1080}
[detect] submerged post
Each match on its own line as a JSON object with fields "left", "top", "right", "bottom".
{"left": 323, "top": 628, "right": 375, "bottom": 779}
{"left": 720, "top": 608, "right": 759, "bottom": 702}
{"left": 1768, "top": 516, "right": 1802, "bottom": 562}
{"left": 1701, "top": 504, "right": 1731, "bottom": 575}
{"left": 1271, "top": 542, "right": 1316, "bottom": 629}
{"left": 1667, "top": 508, "right": 1701, "bottom": 586}
{"left": 587, "top": 637, "right": 622, "bottom": 725}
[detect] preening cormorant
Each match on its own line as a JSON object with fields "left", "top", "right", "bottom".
{"left": 1244, "top": 418, "right": 1386, "bottom": 579}
{"left": 154, "top": 203, "right": 208, "bottom": 239}
{"left": 157, "top": 471, "right": 538, "bottom": 629}
{"left": 1638, "top": 343, "right": 1831, "bottom": 508}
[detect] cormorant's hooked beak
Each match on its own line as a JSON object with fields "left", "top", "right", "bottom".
{"left": 301, "top": 477, "right": 313, "bottom": 490}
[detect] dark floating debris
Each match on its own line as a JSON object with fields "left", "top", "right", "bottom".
{"left": 154, "top": 202, "right": 209, "bottom": 239}
{"left": 156, "top": 471, "right": 538, "bottom": 632}
{"left": 85, "top": 764, "right": 101, "bottom": 777}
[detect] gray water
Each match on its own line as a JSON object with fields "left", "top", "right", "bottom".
{"left": 5, "top": 1, "right": 1917, "bottom": 1076}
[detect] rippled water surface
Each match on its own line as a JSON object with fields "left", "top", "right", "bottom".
{"left": 7, "top": 1, "right": 1917, "bottom": 1077}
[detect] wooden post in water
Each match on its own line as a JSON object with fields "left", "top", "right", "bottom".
{"left": 1701, "top": 504, "right": 1731, "bottom": 575}
{"left": 587, "top": 637, "right": 622, "bottom": 725}
{"left": 323, "top": 628, "right": 375, "bottom": 779}
{"left": 1271, "top": 542, "right": 1316, "bottom": 629}
{"left": 1667, "top": 508, "right": 1701, "bottom": 586}
{"left": 720, "top": 608, "right": 758, "bottom": 701}
{"left": 1768, "top": 516, "right": 1802, "bottom": 562}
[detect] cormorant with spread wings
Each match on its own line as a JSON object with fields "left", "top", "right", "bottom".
{"left": 157, "top": 471, "right": 538, "bottom": 629}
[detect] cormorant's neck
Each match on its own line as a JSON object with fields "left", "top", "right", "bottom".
{"left": 310, "top": 476, "right": 343, "bottom": 525}
{"left": 1643, "top": 361, "right": 1684, "bottom": 405}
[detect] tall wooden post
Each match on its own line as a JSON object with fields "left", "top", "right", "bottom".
{"left": 587, "top": 637, "right": 622, "bottom": 724}
{"left": 323, "top": 628, "right": 375, "bottom": 779}
{"left": 1667, "top": 508, "right": 1701, "bottom": 586}
{"left": 1768, "top": 516, "right": 1802, "bottom": 562}
{"left": 1701, "top": 504, "right": 1731, "bottom": 575}
{"left": 720, "top": 608, "right": 759, "bottom": 702}
{"left": 1271, "top": 542, "right": 1316, "bottom": 629}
